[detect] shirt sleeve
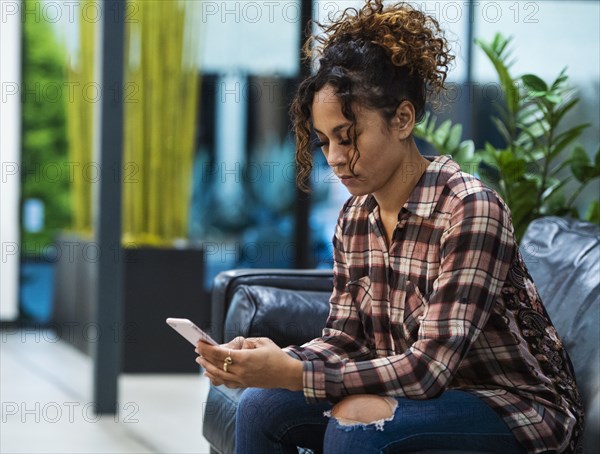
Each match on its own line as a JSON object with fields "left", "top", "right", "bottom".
{"left": 284, "top": 205, "right": 374, "bottom": 366}
{"left": 298, "top": 190, "right": 516, "bottom": 403}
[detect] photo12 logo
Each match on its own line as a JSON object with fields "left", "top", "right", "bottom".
{"left": 200, "top": 1, "right": 302, "bottom": 24}
{"left": 313, "top": 1, "right": 540, "bottom": 25}
{"left": 398, "top": 2, "right": 540, "bottom": 24}
{"left": 1, "top": 161, "right": 140, "bottom": 185}
{"left": 1, "top": 81, "right": 140, "bottom": 104}
{"left": 1, "top": 401, "right": 140, "bottom": 424}
{"left": 1, "top": 322, "right": 140, "bottom": 345}
{"left": 1, "top": 1, "right": 140, "bottom": 25}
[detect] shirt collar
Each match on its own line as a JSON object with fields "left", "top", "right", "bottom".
{"left": 364, "top": 155, "right": 459, "bottom": 219}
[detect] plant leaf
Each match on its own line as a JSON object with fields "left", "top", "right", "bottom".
{"left": 569, "top": 145, "right": 598, "bottom": 183}
{"left": 455, "top": 141, "right": 478, "bottom": 172}
{"left": 476, "top": 34, "right": 519, "bottom": 115}
{"left": 551, "top": 67, "right": 569, "bottom": 91}
{"left": 585, "top": 200, "right": 600, "bottom": 224}
{"left": 552, "top": 97, "right": 579, "bottom": 127}
{"left": 413, "top": 112, "right": 471, "bottom": 160}
{"left": 426, "top": 113, "right": 437, "bottom": 135}
{"left": 522, "top": 74, "right": 548, "bottom": 92}
{"left": 516, "top": 103, "right": 542, "bottom": 125}
{"left": 498, "top": 151, "right": 527, "bottom": 183}
{"left": 551, "top": 124, "right": 590, "bottom": 159}
{"left": 544, "top": 93, "right": 563, "bottom": 104}
{"left": 491, "top": 117, "right": 512, "bottom": 145}
{"left": 541, "top": 177, "right": 570, "bottom": 200}
{"left": 526, "top": 120, "right": 549, "bottom": 139}
{"left": 526, "top": 90, "right": 547, "bottom": 99}
{"left": 446, "top": 124, "right": 463, "bottom": 152}
{"left": 550, "top": 158, "right": 575, "bottom": 178}
{"left": 509, "top": 179, "right": 539, "bottom": 239}
{"left": 434, "top": 120, "right": 452, "bottom": 144}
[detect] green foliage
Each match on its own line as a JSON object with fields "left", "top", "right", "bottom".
{"left": 414, "top": 112, "right": 479, "bottom": 174}
{"left": 414, "top": 33, "right": 600, "bottom": 240}
{"left": 66, "top": 0, "right": 95, "bottom": 236}
{"left": 122, "top": 0, "right": 201, "bottom": 246}
{"left": 21, "top": 0, "right": 70, "bottom": 255}
{"left": 586, "top": 200, "right": 600, "bottom": 224}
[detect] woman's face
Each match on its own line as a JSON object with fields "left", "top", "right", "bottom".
{"left": 311, "top": 84, "right": 413, "bottom": 199}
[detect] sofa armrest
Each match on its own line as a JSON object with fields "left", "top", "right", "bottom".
{"left": 210, "top": 269, "right": 333, "bottom": 343}
{"left": 203, "top": 269, "right": 332, "bottom": 453}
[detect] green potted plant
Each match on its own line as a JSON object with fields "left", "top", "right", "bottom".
{"left": 54, "top": 0, "right": 205, "bottom": 372}
{"left": 415, "top": 33, "right": 599, "bottom": 240}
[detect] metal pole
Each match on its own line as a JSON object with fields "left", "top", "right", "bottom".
{"left": 93, "top": 0, "right": 126, "bottom": 414}
{"left": 463, "top": 0, "right": 475, "bottom": 141}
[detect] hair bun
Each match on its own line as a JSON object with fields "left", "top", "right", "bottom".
{"left": 308, "top": 0, "right": 454, "bottom": 94}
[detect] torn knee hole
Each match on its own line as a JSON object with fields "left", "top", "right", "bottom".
{"left": 325, "top": 396, "right": 397, "bottom": 431}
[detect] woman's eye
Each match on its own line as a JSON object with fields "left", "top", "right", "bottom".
{"left": 312, "top": 138, "right": 351, "bottom": 150}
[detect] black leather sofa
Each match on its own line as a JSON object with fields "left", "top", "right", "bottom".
{"left": 202, "top": 217, "right": 600, "bottom": 453}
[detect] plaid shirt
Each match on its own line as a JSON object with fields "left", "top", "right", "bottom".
{"left": 286, "top": 155, "right": 583, "bottom": 453}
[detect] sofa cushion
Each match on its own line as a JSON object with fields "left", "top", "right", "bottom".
{"left": 224, "top": 285, "right": 331, "bottom": 347}
{"left": 520, "top": 216, "right": 599, "bottom": 453}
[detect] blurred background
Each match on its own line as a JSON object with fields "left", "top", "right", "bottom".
{"left": 1, "top": 1, "right": 598, "bottom": 452}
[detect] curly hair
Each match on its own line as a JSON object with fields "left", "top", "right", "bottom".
{"left": 290, "top": 0, "right": 454, "bottom": 191}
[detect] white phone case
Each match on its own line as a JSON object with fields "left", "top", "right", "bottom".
{"left": 166, "top": 318, "right": 218, "bottom": 346}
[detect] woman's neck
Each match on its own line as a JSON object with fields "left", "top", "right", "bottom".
{"left": 373, "top": 145, "right": 430, "bottom": 217}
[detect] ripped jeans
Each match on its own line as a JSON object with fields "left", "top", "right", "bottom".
{"left": 234, "top": 388, "right": 526, "bottom": 454}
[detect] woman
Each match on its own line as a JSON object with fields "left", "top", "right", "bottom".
{"left": 196, "top": 1, "right": 583, "bottom": 453}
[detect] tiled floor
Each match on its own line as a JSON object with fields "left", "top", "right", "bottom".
{"left": 0, "top": 328, "right": 212, "bottom": 454}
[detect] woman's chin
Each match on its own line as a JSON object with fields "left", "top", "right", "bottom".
{"left": 344, "top": 185, "right": 369, "bottom": 197}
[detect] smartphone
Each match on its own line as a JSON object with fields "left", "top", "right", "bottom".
{"left": 166, "top": 318, "right": 218, "bottom": 347}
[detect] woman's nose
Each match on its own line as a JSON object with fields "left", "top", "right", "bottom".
{"left": 326, "top": 143, "right": 348, "bottom": 168}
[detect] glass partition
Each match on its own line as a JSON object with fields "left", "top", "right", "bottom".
{"left": 190, "top": 2, "right": 302, "bottom": 287}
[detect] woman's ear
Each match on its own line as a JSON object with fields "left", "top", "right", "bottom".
{"left": 392, "top": 101, "right": 415, "bottom": 140}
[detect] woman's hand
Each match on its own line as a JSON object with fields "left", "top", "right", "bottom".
{"left": 195, "top": 337, "right": 303, "bottom": 391}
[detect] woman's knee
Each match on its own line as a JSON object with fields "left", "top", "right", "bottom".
{"left": 238, "top": 387, "right": 269, "bottom": 411}
{"left": 331, "top": 395, "right": 397, "bottom": 426}
{"left": 237, "top": 387, "right": 305, "bottom": 426}
{"left": 237, "top": 388, "right": 274, "bottom": 423}
{"left": 323, "top": 396, "right": 398, "bottom": 454}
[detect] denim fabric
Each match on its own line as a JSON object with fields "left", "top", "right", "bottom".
{"left": 235, "top": 388, "right": 527, "bottom": 454}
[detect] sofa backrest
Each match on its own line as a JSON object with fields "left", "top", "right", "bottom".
{"left": 520, "top": 216, "right": 599, "bottom": 452}
{"left": 224, "top": 285, "right": 331, "bottom": 347}
{"left": 211, "top": 269, "right": 333, "bottom": 344}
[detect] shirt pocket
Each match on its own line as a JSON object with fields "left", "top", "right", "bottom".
{"left": 402, "top": 280, "right": 427, "bottom": 341}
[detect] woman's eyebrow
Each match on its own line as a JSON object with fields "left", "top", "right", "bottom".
{"left": 313, "top": 123, "right": 351, "bottom": 136}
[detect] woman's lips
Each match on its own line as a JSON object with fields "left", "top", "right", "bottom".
{"left": 338, "top": 175, "right": 355, "bottom": 185}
